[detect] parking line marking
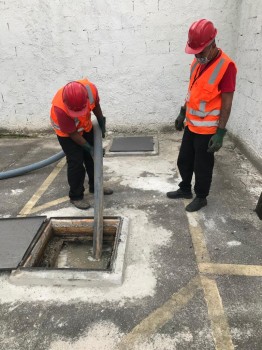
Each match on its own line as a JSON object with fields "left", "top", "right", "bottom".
{"left": 199, "top": 262, "right": 262, "bottom": 276}
{"left": 18, "top": 158, "right": 66, "bottom": 216}
{"left": 29, "top": 196, "right": 69, "bottom": 214}
{"left": 185, "top": 206, "right": 235, "bottom": 349}
{"left": 117, "top": 276, "right": 201, "bottom": 349}
{"left": 14, "top": 144, "right": 256, "bottom": 350}
{"left": 185, "top": 210, "right": 210, "bottom": 263}
{"left": 200, "top": 275, "right": 234, "bottom": 350}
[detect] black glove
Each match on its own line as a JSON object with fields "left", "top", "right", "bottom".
{"left": 97, "top": 116, "right": 106, "bottom": 138}
{"left": 175, "top": 107, "right": 186, "bottom": 131}
{"left": 81, "top": 142, "right": 94, "bottom": 157}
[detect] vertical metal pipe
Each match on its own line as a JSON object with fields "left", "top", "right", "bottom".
{"left": 92, "top": 120, "right": 104, "bottom": 259}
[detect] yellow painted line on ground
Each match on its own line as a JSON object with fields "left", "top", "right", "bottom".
{"left": 185, "top": 209, "right": 210, "bottom": 263}
{"left": 29, "top": 196, "right": 69, "bottom": 214}
{"left": 200, "top": 275, "right": 235, "bottom": 350}
{"left": 199, "top": 262, "right": 262, "bottom": 277}
{"left": 18, "top": 158, "right": 66, "bottom": 216}
{"left": 117, "top": 276, "right": 201, "bottom": 349}
{"left": 185, "top": 207, "right": 234, "bottom": 349}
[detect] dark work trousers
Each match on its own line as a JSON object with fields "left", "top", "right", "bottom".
{"left": 57, "top": 129, "right": 94, "bottom": 200}
{"left": 177, "top": 126, "right": 215, "bottom": 198}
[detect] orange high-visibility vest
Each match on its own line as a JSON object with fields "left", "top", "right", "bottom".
{"left": 50, "top": 78, "right": 97, "bottom": 137}
{"left": 185, "top": 51, "right": 236, "bottom": 134}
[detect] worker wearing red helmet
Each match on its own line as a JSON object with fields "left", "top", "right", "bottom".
{"left": 50, "top": 78, "right": 113, "bottom": 210}
{"left": 167, "top": 19, "right": 237, "bottom": 212}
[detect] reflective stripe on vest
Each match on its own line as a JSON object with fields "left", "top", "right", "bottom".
{"left": 50, "top": 116, "right": 82, "bottom": 132}
{"left": 190, "top": 61, "right": 199, "bottom": 79}
{"left": 85, "top": 84, "right": 94, "bottom": 105}
{"left": 186, "top": 52, "right": 236, "bottom": 134}
{"left": 188, "top": 102, "right": 220, "bottom": 118}
{"left": 190, "top": 58, "right": 226, "bottom": 85}
{"left": 50, "top": 117, "right": 60, "bottom": 130}
{"left": 186, "top": 117, "right": 219, "bottom": 127}
{"left": 188, "top": 57, "right": 227, "bottom": 119}
{"left": 208, "top": 58, "right": 225, "bottom": 84}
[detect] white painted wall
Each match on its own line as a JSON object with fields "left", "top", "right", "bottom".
{"left": 0, "top": 0, "right": 261, "bottom": 161}
{"left": 227, "top": 0, "right": 262, "bottom": 165}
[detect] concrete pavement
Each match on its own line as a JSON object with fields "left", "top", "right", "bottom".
{"left": 0, "top": 131, "right": 261, "bottom": 350}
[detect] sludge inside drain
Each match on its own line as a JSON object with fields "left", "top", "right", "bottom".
{"left": 39, "top": 237, "right": 113, "bottom": 270}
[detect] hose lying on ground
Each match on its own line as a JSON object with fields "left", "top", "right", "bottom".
{"left": 0, "top": 151, "right": 65, "bottom": 180}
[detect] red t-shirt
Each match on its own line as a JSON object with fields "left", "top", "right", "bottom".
{"left": 198, "top": 50, "right": 237, "bottom": 92}
{"left": 54, "top": 84, "right": 100, "bottom": 134}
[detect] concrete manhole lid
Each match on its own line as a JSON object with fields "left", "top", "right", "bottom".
{"left": 0, "top": 216, "right": 46, "bottom": 270}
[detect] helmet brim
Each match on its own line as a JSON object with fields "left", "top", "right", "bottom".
{"left": 67, "top": 104, "right": 90, "bottom": 118}
{"left": 185, "top": 42, "right": 208, "bottom": 54}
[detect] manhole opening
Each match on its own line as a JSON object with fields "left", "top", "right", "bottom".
{"left": 20, "top": 217, "right": 122, "bottom": 271}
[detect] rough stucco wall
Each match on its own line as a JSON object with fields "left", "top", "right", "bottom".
{"left": 0, "top": 0, "right": 236, "bottom": 129}
{"left": 0, "top": 0, "right": 261, "bottom": 163}
{"left": 227, "top": 0, "right": 262, "bottom": 165}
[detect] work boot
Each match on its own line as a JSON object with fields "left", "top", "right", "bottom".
{"left": 166, "top": 188, "right": 193, "bottom": 199}
{"left": 70, "top": 198, "right": 90, "bottom": 210}
{"left": 89, "top": 186, "right": 113, "bottom": 195}
{"left": 185, "top": 197, "right": 207, "bottom": 212}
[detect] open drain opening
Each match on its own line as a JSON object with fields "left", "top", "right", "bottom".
{"left": 6, "top": 216, "right": 129, "bottom": 286}
{"left": 20, "top": 217, "right": 122, "bottom": 272}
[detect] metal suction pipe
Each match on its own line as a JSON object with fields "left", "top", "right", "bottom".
{"left": 92, "top": 120, "right": 104, "bottom": 260}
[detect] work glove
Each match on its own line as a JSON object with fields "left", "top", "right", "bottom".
{"left": 175, "top": 107, "right": 186, "bottom": 131}
{"left": 207, "top": 128, "right": 227, "bottom": 153}
{"left": 82, "top": 142, "right": 94, "bottom": 157}
{"left": 97, "top": 116, "right": 106, "bottom": 138}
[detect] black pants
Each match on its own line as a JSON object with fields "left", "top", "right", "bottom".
{"left": 57, "top": 129, "right": 94, "bottom": 200}
{"left": 177, "top": 126, "right": 215, "bottom": 198}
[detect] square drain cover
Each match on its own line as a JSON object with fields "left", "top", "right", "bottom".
{"left": 0, "top": 217, "right": 46, "bottom": 270}
{"left": 110, "top": 136, "right": 154, "bottom": 152}
{"left": 107, "top": 136, "right": 158, "bottom": 156}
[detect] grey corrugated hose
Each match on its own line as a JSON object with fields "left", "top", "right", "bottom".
{"left": 0, "top": 151, "right": 65, "bottom": 180}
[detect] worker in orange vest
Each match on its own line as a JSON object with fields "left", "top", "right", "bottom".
{"left": 50, "top": 79, "right": 113, "bottom": 210}
{"left": 167, "top": 19, "right": 237, "bottom": 212}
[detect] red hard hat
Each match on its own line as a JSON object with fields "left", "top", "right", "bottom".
{"left": 62, "top": 81, "right": 89, "bottom": 118}
{"left": 185, "top": 19, "right": 217, "bottom": 54}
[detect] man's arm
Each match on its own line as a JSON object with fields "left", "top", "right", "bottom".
{"left": 92, "top": 102, "right": 103, "bottom": 119}
{"left": 69, "top": 131, "right": 94, "bottom": 156}
{"left": 207, "top": 92, "right": 234, "bottom": 153}
{"left": 92, "top": 102, "right": 106, "bottom": 137}
{"left": 68, "top": 131, "right": 87, "bottom": 146}
{"left": 219, "top": 92, "right": 234, "bottom": 129}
